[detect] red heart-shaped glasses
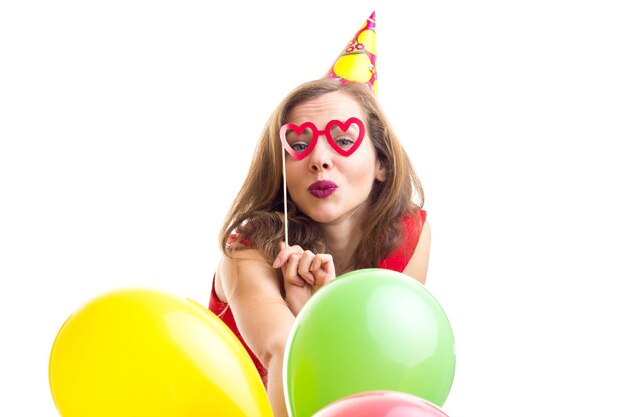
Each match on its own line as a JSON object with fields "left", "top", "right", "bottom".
{"left": 279, "top": 117, "right": 365, "bottom": 160}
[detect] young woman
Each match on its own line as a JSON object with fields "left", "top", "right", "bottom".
{"left": 209, "top": 78, "right": 431, "bottom": 417}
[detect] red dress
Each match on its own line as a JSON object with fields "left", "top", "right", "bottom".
{"left": 208, "top": 210, "right": 427, "bottom": 386}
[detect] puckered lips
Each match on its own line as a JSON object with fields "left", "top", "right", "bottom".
{"left": 308, "top": 180, "right": 338, "bottom": 199}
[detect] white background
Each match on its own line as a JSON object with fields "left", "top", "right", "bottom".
{"left": 1, "top": 1, "right": 625, "bottom": 415}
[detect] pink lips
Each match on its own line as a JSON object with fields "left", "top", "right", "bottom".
{"left": 308, "top": 180, "right": 338, "bottom": 199}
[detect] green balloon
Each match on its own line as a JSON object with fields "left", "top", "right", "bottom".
{"left": 283, "top": 268, "right": 455, "bottom": 417}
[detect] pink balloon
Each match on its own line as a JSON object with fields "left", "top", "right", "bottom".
{"left": 312, "top": 391, "right": 449, "bottom": 417}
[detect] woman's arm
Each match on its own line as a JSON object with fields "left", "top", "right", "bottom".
{"left": 402, "top": 219, "right": 431, "bottom": 284}
{"left": 216, "top": 249, "right": 294, "bottom": 417}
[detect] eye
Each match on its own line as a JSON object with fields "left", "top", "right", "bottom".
{"left": 334, "top": 137, "right": 355, "bottom": 149}
{"left": 291, "top": 141, "right": 309, "bottom": 153}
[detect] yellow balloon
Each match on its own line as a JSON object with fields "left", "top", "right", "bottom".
{"left": 49, "top": 288, "right": 273, "bottom": 417}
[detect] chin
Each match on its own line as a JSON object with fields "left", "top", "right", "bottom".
{"left": 301, "top": 210, "right": 339, "bottom": 224}
{"left": 308, "top": 207, "right": 364, "bottom": 226}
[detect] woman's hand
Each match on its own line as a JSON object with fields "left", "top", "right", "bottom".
{"left": 272, "top": 242, "right": 336, "bottom": 316}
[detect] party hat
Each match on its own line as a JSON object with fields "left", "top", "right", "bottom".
{"left": 326, "top": 11, "right": 377, "bottom": 95}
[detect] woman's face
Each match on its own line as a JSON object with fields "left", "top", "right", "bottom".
{"left": 282, "top": 91, "right": 385, "bottom": 225}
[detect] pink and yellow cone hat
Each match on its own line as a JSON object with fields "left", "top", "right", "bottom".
{"left": 326, "top": 11, "right": 377, "bottom": 95}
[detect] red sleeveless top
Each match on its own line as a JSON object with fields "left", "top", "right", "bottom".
{"left": 208, "top": 210, "right": 426, "bottom": 386}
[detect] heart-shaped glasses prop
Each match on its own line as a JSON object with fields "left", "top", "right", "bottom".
{"left": 279, "top": 117, "right": 365, "bottom": 247}
{"left": 279, "top": 117, "right": 365, "bottom": 160}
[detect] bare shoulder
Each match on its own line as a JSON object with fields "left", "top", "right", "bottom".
{"left": 402, "top": 219, "right": 431, "bottom": 285}
{"left": 215, "top": 247, "right": 283, "bottom": 304}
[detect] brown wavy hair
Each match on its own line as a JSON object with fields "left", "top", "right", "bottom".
{"left": 219, "top": 79, "right": 424, "bottom": 268}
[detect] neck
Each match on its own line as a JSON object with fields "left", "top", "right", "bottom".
{"left": 320, "top": 203, "right": 369, "bottom": 274}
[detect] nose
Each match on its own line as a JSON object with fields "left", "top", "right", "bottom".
{"left": 308, "top": 140, "right": 335, "bottom": 172}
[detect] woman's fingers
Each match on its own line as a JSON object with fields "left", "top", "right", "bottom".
{"left": 297, "top": 251, "right": 316, "bottom": 285}
{"left": 273, "top": 243, "right": 303, "bottom": 268}
{"left": 311, "top": 254, "right": 336, "bottom": 286}
{"left": 273, "top": 243, "right": 308, "bottom": 287}
{"left": 274, "top": 242, "right": 336, "bottom": 289}
{"left": 283, "top": 253, "right": 306, "bottom": 287}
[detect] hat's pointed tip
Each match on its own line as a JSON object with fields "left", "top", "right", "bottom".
{"left": 325, "top": 11, "right": 378, "bottom": 94}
